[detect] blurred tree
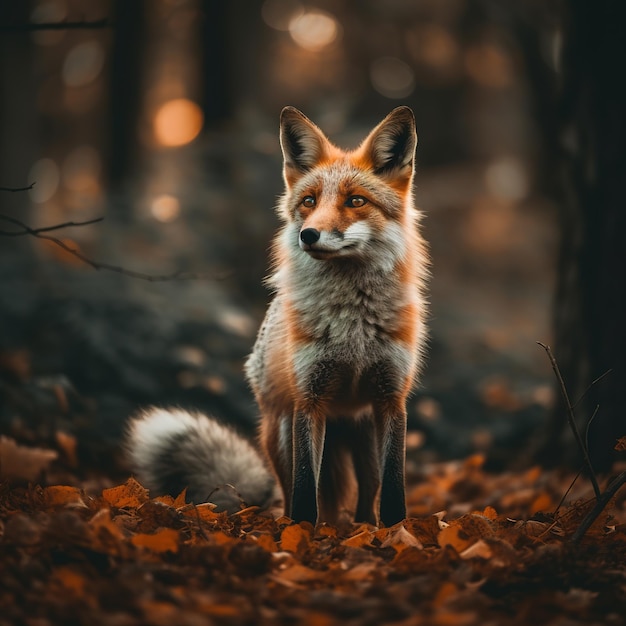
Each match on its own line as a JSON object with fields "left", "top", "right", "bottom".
{"left": 545, "top": 0, "right": 626, "bottom": 471}
{"left": 107, "top": 0, "right": 145, "bottom": 190}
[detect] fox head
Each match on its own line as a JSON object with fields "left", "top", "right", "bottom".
{"left": 278, "top": 106, "right": 418, "bottom": 263}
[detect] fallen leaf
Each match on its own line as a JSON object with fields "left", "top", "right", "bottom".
{"left": 102, "top": 478, "right": 150, "bottom": 509}
{"left": 341, "top": 529, "right": 374, "bottom": 548}
{"left": 459, "top": 539, "right": 492, "bottom": 560}
{"left": 0, "top": 436, "right": 57, "bottom": 481}
{"left": 51, "top": 566, "right": 87, "bottom": 595}
{"left": 131, "top": 527, "right": 180, "bottom": 553}
{"left": 43, "top": 485, "right": 87, "bottom": 509}
{"left": 254, "top": 533, "right": 279, "bottom": 552}
{"left": 378, "top": 524, "right": 423, "bottom": 552}
{"left": 280, "top": 523, "right": 312, "bottom": 553}
{"left": 438, "top": 523, "right": 474, "bottom": 552}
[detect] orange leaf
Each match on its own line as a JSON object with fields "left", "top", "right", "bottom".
{"left": 481, "top": 506, "right": 498, "bottom": 520}
{"left": 341, "top": 529, "right": 374, "bottom": 548}
{"left": 173, "top": 488, "right": 188, "bottom": 508}
{"left": 530, "top": 492, "right": 553, "bottom": 515}
{"left": 52, "top": 566, "right": 87, "bottom": 596}
{"left": 433, "top": 581, "right": 459, "bottom": 608}
{"left": 209, "top": 530, "right": 234, "bottom": 546}
{"left": 182, "top": 502, "right": 219, "bottom": 522}
{"left": 255, "top": 533, "right": 279, "bottom": 553}
{"left": 102, "top": 478, "right": 149, "bottom": 509}
{"left": 43, "top": 485, "right": 86, "bottom": 508}
{"left": 131, "top": 527, "right": 180, "bottom": 553}
{"left": 280, "top": 523, "right": 312, "bottom": 553}
{"left": 615, "top": 436, "right": 626, "bottom": 451}
{"left": 89, "top": 508, "right": 124, "bottom": 540}
{"left": 438, "top": 524, "right": 474, "bottom": 552}
{"left": 316, "top": 524, "right": 337, "bottom": 538}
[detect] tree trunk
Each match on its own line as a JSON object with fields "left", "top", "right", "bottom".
{"left": 552, "top": 0, "right": 626, "bottom": 472}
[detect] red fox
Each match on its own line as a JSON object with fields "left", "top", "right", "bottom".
{"left": 127, "top": 106, "right": 428, "bottom": 526}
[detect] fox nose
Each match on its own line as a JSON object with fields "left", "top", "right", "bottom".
{"left": 300, "top": 228, "right": 320, "bottom": 245}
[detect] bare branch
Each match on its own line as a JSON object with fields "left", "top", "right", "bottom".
{"left": 0, "top": 183, "right": 35, "bottom": 193}
{"left": 570, "top": 471, "right": 626, "bottom": 543}
{"left": 0, "top": 19, "right": 111, "bottom": 33}
{"left": 0, "top": 213, "right": 226, "bottom": 282}
{"left": 0, "top": 214, "right": 104, "bottom": 236}
{"left": 572, "top": 369, "right": 613, "bottom": 410}
{"left": 537, "top": 342, "right": 601, "bottom": 499}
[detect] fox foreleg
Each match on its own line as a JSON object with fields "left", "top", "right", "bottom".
{"left": 291, "top": 411, "right": 326, "bottom": 524}
{"left": 376, "top": 409, "right": 407, "bottom": 526}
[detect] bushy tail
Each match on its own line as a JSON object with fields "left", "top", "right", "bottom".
{"left": 126, "top": 407, "right": 275, "bottom": 513}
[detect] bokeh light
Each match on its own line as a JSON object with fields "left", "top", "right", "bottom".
{"left": 370, "top": 57, "right": 415, "bottom": 99}
{"left": 465, "top": 43, "right": 512, "bottom": 88}
{"left": 288, "top": 10, "right": 340, "bottom": 51}
{"left": 153, "top": 98, "right": 204, "bottom": 147}
{"left": 151, "top": 194, "right": 181, "bottom": 222}
{"left": 62, "top": 41, "right": 105, "bottom": 87}
{"left": 485, "top": 157, "right": 528, "bottom": 201}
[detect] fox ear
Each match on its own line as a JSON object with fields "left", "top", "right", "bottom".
{"left": 280, "top": 107, "right": 330, "bottom": 186}
{"left": 361, "top": 106, "right": 417, "bottom": 183}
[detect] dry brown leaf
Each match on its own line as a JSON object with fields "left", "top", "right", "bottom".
{"left": 0, "top": 436, "right": 58, "bottom": 481}
{"left": 438, "top": 523, "right": 474, "bottom": 552}
{"left": 55, "top": 431, "right": 78, "bottom": 467}
{"left": 51, "top": 566, "right": 87, "bottom": 596}
{"left": 615, "top": 436, "right": 626, "bottom": 451}
{"left": 459, "top": 539, "right": 493, "bottom": 560}
{"left": 273, "top": 563, "right": 321, "bottom": 586}
{"left": 43, "top": 485, "right": 87, "bottom": 509}
{"left": 342, "top": 561, "right": 379, "bottom": 582}
{"left": 280, "top": 523, "right": 312, "bottom": 553}
{"left": 480, "top": 506, "right": 498, "bottom": 520}
{"left": 102, "top": 478, "right": 150, "bottom": 509}
{"left": 341, "top": 529, "right": 374, "bottom": 548}
{"left": 530, "top": 492, "right": 553, "bottom": 514}
{"left": 254, "top": 533, "right": 279, "bottom": 552}
{"left": 433, "top": 581, "right": 460, "bottom": 608}
{"left": 131, "top": 527, "right": 180, "bottom": 553}
{"left": 182, "top": 502, "right": 220, "bottom": 522}
{"left": 90, "top": 508, "right": 124, "bottom": 540}
{"left": 378, "top": 524, "right": 423, "bottom": 552}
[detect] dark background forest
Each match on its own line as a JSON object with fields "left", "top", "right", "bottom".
{"left": 1, "top": 0, "right": 624, "bottom": 482}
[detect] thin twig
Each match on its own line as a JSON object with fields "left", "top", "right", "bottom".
{"left": 0, "top": 213, "right": 226, "bottom": 282}
{"left": 570, "top": 471, "right": 626, "bottom": 543}
{"left": 537, "top": 342, "right": 601, "bottom": 499}
{"left": 553, "top": 466, "right": 583, "bottom": 517}
{"left": 572, "top": 369, "right": 613, "bottom": 409}
{"left": 0, "top": 19, "right": 111, "bottom": 32}
{"left": 584, "top": 404, "right": 600, "bottom": 461}
{"left": 0, "top": 183, "right": 35, "bottom": 193}
{"left": 0, "top": 214, "right": 104, "bottom": 236}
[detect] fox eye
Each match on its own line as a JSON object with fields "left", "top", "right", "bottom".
{"left": 346, "top": 196, "right": 367, "bottom": 208}
{"left": 302, "top": 196, "right": 316, "bottom": 208}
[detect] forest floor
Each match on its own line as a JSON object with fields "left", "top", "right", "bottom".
{"left": 1, "top": 430, "right": 625, "bottom": 626}
{"left": 1, "top": 154, "right": 623, "bottom": 624}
